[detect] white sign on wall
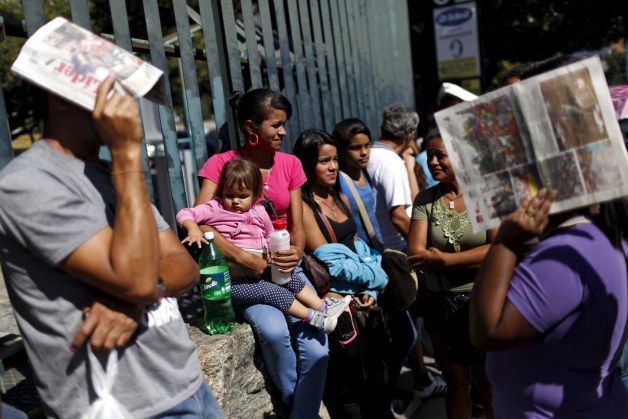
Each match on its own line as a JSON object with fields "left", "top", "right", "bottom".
{"left": 433, "top": 2, "right": 481, "bottom": 80}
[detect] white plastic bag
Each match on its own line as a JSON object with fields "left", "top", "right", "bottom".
{"left": 81, "top": 345, "right": 134, "bottom": 419}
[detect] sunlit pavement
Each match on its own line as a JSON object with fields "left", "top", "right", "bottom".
{"left": 393, "top": 364, "right": 447, "bottom": 419}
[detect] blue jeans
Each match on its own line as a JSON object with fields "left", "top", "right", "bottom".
{"left": 238, "top": 269, "right": 329, "bottom": 419}
{"left": 148, "top": 381, "right": 223, "bottom": 418}
{"left": 1, "top": 403, "right": 28, "bottom": 419}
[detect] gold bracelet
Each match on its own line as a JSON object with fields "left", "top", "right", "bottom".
{"left": 111, "top": 169, "right": 144, "bottom": 176}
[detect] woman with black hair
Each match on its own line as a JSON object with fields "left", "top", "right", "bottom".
{"left": 194, "top": 89, "right": 327, "bottom": 418}
{"left": 470, "top": 191, "right": 628, "bottom": 417}
{"left": 332, "top": 118, "right": 382, "bottom": 245}
{"left": 294, "top": 128, "right": 391, "bottom": 418}
{"left": 408, "top": 128, "right": 496, "bottom": 419}
{"left": 333, "top": 118, "right": 437, "bottom": 414}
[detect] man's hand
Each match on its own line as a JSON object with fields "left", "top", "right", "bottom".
{"left": 92, "top": 75, "right": 143, "bottom": 155}
{"left": 401, "top": 147, "right": 416, "bottom": 171}
{"left": 71, "top": 298, "right": 144, "bottom": 352}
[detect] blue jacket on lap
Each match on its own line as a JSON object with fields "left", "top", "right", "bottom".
{"left": 313, "top": 238, "right": 388, "bottom": 299}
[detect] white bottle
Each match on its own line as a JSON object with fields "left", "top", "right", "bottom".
{"left": 270, "top": 219, "right": 291, "bottom": 285}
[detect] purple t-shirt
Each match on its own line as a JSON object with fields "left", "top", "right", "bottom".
{"left": 486, "top": 222, "right": 628, "bottom": 418}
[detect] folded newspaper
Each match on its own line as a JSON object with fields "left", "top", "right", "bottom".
{"left": 435, "top": 56, "right": 628, "bottom": 232}
{"left": 11, "top": 17, "right": 168, "bottom": 111}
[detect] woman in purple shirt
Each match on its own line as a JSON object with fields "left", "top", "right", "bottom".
{"left": 470, "top": 191, "right": 628, "bottom": 418}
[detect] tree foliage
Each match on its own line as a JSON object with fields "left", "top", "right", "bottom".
{"left": 481, "top": 0, "right": 625, "bottom": 62}
{"left": 0, "top": 0, "right": 207, "bottom": 138}
{"left": 409, "top": 0, "right": 627, "bottom": 126}
{"left": 481, "top": 0, "right": 626, "bottom": 85}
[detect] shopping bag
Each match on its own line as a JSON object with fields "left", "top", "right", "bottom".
{"left": 81, "top": 345, "right": 133, "bottom": 419}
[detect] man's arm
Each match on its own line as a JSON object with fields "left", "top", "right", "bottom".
{"left": 402, "top": 147, "right": 420, "bottom": 201}
{"left": 58, "top": 76, "right": 160, "bottom": 304}
{"left": 70, "top": 229, "right": 199, "bottom": 351}
{"left": 158, "top": 227, "right": 199, "bottom": 297}
{"left": 389, "top": 205, "right": 411, "bottom": 239}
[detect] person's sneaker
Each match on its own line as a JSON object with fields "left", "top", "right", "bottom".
{"left": 307, "top": 310, "right": 337, "bottom": 334}
{"left": 414, "top": 371, "right": 447, "bottom": 399}
{"left": 323, "top": 295, "right": 352, "bottom": 318}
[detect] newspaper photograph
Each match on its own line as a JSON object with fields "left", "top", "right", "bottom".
{"left": 11, "top": 17, "right": 168, "bottom": 111}
{"left": 435, "top": 56, "right": 628, "bottom": 232}
{"left": 610, "top": 85, "right": 628, "bottom": 120}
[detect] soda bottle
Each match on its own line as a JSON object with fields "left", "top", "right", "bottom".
{"left": 269, "top": 219, "right": 291, "bottom": 285}
{"left": 198, "top": 231, "right": 235, "bottom": 335}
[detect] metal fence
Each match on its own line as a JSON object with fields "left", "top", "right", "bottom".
{"left": 0, "top": 0, "right": 414, "bottom": 225}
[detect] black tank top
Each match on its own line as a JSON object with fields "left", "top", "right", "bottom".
{"left": 313, "top": 208, "right": 357, "bottom": 253}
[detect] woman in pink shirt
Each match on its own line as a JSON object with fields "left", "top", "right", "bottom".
{"left": 194, "top": 89, "right": 328, "bottom": 418}
{"left": 178, "top": 159, "right": 349, "bottom": 332}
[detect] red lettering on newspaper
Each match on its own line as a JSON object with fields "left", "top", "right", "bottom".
{"left": 53, "top": 62, "right": 101, "bottom": 93}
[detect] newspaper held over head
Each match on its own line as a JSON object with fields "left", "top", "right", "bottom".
{"left": 11, "top": 17, "right": 168, "bottom": 111}
{"left": 435, "top": 56, "right": 628, "bottom": 233}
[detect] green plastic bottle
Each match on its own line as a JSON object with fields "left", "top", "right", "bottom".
{"left": 198, "top": 232, "right": 235, "bottom": 335}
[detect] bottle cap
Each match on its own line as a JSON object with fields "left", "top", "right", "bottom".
{"left": 203, "top": 232, "right": 214, "bottom": 240}
{"left": 272, "top": 219, "right": 286, "bottom": 230}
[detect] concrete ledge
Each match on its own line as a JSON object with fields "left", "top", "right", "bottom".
{"left": 179, "top": 292, "right": 330, "bottom": 419}
{"left": 186, "top": 322, "right": 277, "bottom": 417}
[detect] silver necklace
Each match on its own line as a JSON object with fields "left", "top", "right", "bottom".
{"left": 445, "top": 192, "right": 463, "bottom": 209}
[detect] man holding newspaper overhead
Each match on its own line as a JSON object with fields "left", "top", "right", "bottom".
{"left": 0, "top": 19, "right": 222, "bottom": 418}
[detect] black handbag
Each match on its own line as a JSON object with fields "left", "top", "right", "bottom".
{"left": 301, "top": 253, "right": 331, "bottom": 296}
{"left": 378, "top": 248, "right": 418, "bottom": 312}
{"left": 332, "top": 300, "right": 390, "bottom": 386}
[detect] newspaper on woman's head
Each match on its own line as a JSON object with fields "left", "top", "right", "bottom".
{"left": 435, "top": 56, "right": 628, "bottom": 233}
{"left": 11, "top": 17, "right": 168, "bottom": 111}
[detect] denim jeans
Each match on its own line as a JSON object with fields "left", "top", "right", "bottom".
{"left": 1, "top": 403, "right": 28, "bottom": 419}
{"left": 148, "top": 381, "right": 223, "bottom": 418}
{"left": 238, "top": 268, "right": 329, "bottom": 419}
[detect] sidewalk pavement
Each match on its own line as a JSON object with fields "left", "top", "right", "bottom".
{"left": 394, "top": 363, "right": 447, "bottom": 419}
{"left": 0, "top": 269, "right": 44, "bottom": 417}
{"left": 0, "top": 269, "right": 19, "bottom": 337}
